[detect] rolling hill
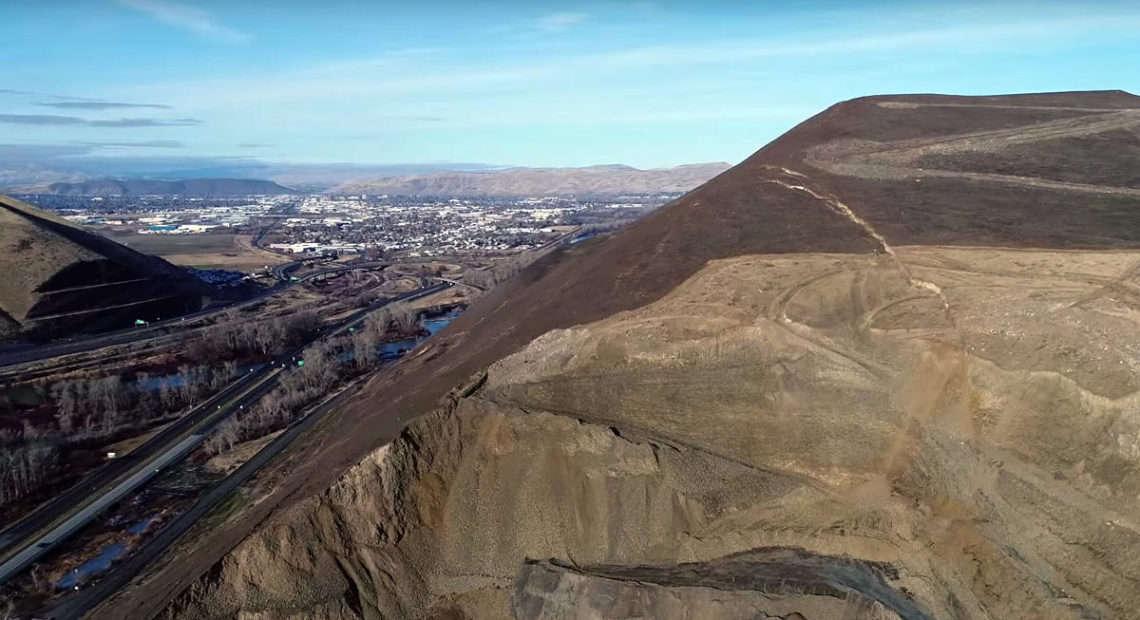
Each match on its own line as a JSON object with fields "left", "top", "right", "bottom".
{"left": 32, "top": 178, "right": 297, "bottom": 197}
{"left": 111, "top": 90, "right": 1140, "bottom": 620}
{"left": 329, "top": 163, "right": 732, "bottom": 197}
{"left": 0, "top": 194, "right": 216, "bottom": 339}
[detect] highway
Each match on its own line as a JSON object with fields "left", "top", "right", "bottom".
{"left": 0, "top": 281, "right": 450, "bottom": 594}
{"left": 0, "top": 221, "right": 568, "bottom": 371}
{"left": 0, "top": 365, "right": 276, "bottom": 555}
{"left": 0, "top": 435, "right": 202, "bottom": 585}
{"left": 0, "top": 260, "right": 390, "bottom": 370}
{"left": 43, "top": 358, "right": 367, "bottom": 620}
{"left": 0, "top": 370, "right": 282, "bottom": 584}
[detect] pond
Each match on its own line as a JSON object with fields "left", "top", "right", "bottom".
{"left": 133, "top": 363, "right": 261, "bottom": 392}
{"left": 379, "top": 310, "right": 461, "bottom": 360}
{"left": 55, "top": 543, "right": 125, "bottom": 590}
{"left": 54, "top": 513, "right": 161, "bottom": 590}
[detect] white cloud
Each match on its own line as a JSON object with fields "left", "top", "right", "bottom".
{"left": 536, "top": 12, "right": 589, "bottom": 32}
{"left": 111, "top": 0, "right": 248, "bottom": 43}
{"left": 114, "top": 10, "right": 1140, "bottom": 116}
{"left": 589, "top": 14, "right": 1140, "bottom": 70}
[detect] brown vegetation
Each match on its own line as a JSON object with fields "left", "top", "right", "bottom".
{"left": 103, "top": 91, "right": 1140, "bottom": 620}
{"left": 330, "top": 163, "right": 730, "bottom": 197}
{"left": 0, "top": 195, "right": 216, "bottom": 339}
{"left": 0, "top": 362, "right": 238, "bottom": 515}
{"left": 203, "top": 303, "right": 423, "bottom": 457}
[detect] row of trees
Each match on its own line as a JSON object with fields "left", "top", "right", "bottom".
{"left": 2, "top": 305, "right": 364, "bottom": 512}
{"left": 51, "top": 375, "right": 123, "bottom": 435}
{"left": 204, "top": 339, "right": 343, "bottom": 455}
{"left": 186, "top": 310, "right": 322, "bottom": 364}
{"left": 47, "top": 362, "right": 237, "bottom": 440}
{"left": 204, "top": 303, "right": 426, "bottom": 456}
{"left": 463, "top": 253, "right": 539, "bottom": 289}
{"left": 0, "top": 360, "right": 244, "bottom": 511}
{"left": 0, "top": 427, "right": 58, "bottom": 509}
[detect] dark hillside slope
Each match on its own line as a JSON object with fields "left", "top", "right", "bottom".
{"left": 750, "top": 89, "right": 1140, "bottom": 247}
{"left": 0, "top": 194, "right": 216, "bottom": 339}
{"left": 324, "top": 89, "right": 1140, "bottom": 467}
{"left": 109, "top": 91, "right": 1140, "bottom": 620}
{"left": 40, "top": 178, "right": 297, "bottom": 197}
{"left": 241, "top": 159, "right": 886, "bottom": 484}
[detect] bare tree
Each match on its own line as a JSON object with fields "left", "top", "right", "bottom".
{"left": 55, "top": 408, "right": 75, "bottom": 435}
{"left": 177, "top": 365, "right": 205, "bottom": 407}
{"left": 298, "top": 341, "right": 335, "bottom": 391}
{"left": 21, "top": 419, "right": 37, "bottom": 442}
{"left": 51, "top": 380, "right": 81, "bottom": 434}
{"left": 0, "top": 440, "right": 58, "bottom": 508}
{"left": 136, "top": 388, "right": 158, "bottom": 421}
{"left": 96, "top": 376, "right": 123, "bottom": 427}
{"left": 351, "top": 329, "right": 378, "bottom": 370}
{"left": 389, "top": 303, "right": 418, "bottom": 334}
{"left": 253, "top": 319, "right": 284, "bottom": 355}
{"left": 366, "top": 307, "right": 391, "bottom": 339}
{"left": 208, "top": 366, "right": 227, "bottom": 392}
{"left": 159, "top": 378, "right": 177, "bottom": 410}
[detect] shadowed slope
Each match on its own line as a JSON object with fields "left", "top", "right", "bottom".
{"left": 0, "top": 194, "right": 215, "bottom": 338}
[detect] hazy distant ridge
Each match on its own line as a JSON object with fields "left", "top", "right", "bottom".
{"left": 329, "top": 163, "right": 732, "bottom": 197}
{"left": 38, "top": 178, "right": 298, "bottom": 197}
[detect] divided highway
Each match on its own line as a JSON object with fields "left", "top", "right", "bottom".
{"left": 0, "top": 281, "right": 450, "bottom": 592}
{"left": 0, "top": 369, "right": 281, "bottom": 585}
{"left": 0, "top": 366, "right": 275, "bottom": 556}
{"left": 0, "top": 260, "right": 390, "bottom": 370}
{"left": 45, "top": 356, "right": 368, "bottom": 620}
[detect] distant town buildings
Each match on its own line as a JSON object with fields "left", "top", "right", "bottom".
{"left": 47, "top": 192, "right": 668, "bottom": 259}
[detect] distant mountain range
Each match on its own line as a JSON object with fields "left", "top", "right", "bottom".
{"left": 31, "top": 178, "right": 298, "bottom": 197}
{"left": 329, "top": 163, "right": 732, "bottom": 197}
{"left": 3, "top": 164, "right": 731, "bottom": 198}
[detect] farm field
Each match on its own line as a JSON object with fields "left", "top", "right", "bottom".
{"left": 104, "top": 232, "right": 289, "bottom": 272}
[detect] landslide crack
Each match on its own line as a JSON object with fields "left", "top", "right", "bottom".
{"left": 762, "top": 166, "right": 960, "bottom": 337}
{"left": 533, "top": 546, "right": 936, "bottom": 620}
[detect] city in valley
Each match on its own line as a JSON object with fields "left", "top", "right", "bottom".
{"left": 0, "top": 186, "right": 673, "bottom": 614}
{"left": 30, "top": 191, "right": 669, "bottom": 263}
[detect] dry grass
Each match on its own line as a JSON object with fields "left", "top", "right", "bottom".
{"left": 204, "top": 431, "right": 284, "bottom": 475}
{"left": 106, "top": 232, "right": 289, "bottom": 271}
{"left": 103, "top": 421, "right": 174, "bottom": 457}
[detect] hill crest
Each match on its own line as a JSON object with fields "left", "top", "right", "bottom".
{"left": 33, "top": 177, "right": 297, "bottom": 197}
{"left": 0, "top": 194, "right": 215, "bottom": 338}
{"left": 328, "top": 162, "right": 732, "bottom": 196}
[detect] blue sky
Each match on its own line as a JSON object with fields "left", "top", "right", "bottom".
{"left": 2, "top": 0, "right": 1139, "bottom": 170}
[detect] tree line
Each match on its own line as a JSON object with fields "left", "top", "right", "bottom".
{"left": 0, "top": 424, "right": 57, "bottom": 509}
{"left": 204, "top": 303, "right": 422, "bottom": 456}
{"left": 2, "top": 300, "right": 426, "bottom": 510}
{"left": 463, "top": 253, "right": 540, "bottom": 289}
{"left": 186, "top": 309, "right": 321, "bottom": 362}
{"left": 1, "top": 362, "right": 240, "bottom": 511}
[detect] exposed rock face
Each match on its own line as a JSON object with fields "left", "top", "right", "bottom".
{"left": 151, "top": 91, "right": 1140, "bottom": 620}
{"left": 513, "top": 552, "right": 920, "bottom": 620}
{"left": 0, "top": 194, "right": 214, "bottom": 338}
